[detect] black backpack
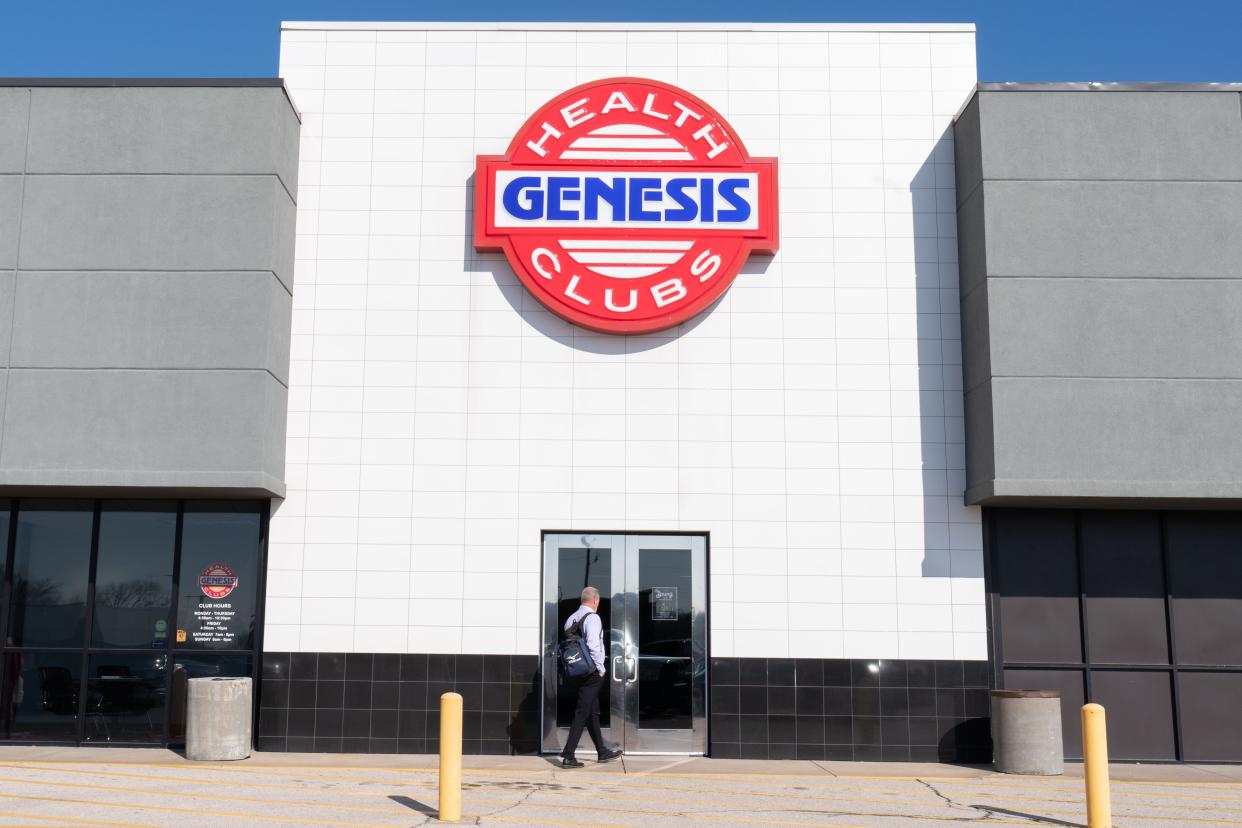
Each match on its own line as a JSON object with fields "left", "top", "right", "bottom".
{"left": 558, "top": 612, "right": 597, "bottom": 679}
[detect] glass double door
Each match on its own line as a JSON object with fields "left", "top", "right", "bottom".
{"left": 542, "top": 533, "right": 707, "bottom": 755}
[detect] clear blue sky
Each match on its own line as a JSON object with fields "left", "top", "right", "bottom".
{"left": 1, "top": 1, "right": 1239, "bottom": 81}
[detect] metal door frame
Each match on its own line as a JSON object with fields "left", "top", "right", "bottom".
{"left": 540, "top": 531, "right": 709, "bottom": 756}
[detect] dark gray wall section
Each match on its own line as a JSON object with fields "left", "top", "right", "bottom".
{"left": 0, "top": 85, "right": 298, "bottom": 497}
{"left": 25, "top": 87, "right": 299, "bottom": 193}
{"left": 0, "top": 88, "right": 28, "bottom": 172}
{"left": 970, "top": 91, "right": 1242, "bottom": 181}
{"left": 18, "top": 175, "right": 295, "bottom": 291}
{"left": 984, "top": 181, "right": 1242, "bottom": 279}
{"left": 955, "top": 89, "right": 1242, "bottom": 505}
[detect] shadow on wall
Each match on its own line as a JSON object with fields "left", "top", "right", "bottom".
{"left": 508, "top": 667, "right": 541, "bottom": 755}
{"left": 912, "top": 133, "right": 980, "bottom": 586}
{"left": 462, "top": 172, "right": 774, "bottom": 355}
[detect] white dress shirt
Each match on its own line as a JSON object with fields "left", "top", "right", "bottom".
{"left": 564, "top": 604, "right": 606, "bottom": 675}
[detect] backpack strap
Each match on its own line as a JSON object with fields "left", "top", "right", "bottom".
{"left": 566, "top": 608, "right": 593, "bottom": 639}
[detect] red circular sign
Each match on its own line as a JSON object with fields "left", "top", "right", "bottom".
{"left": 475, "top": 78, "right": 779, "bottom": 334}
{"left": 198, "top": 563, "right": 238, "bottom": 599}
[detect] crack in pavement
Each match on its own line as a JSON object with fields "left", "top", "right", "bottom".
{"left": 473, "top": 782, "right": 541, "bottom": 824}
{"left": 809, "top": 760, "right": 839, "bottom": 778}
{"left": 918, "top": 779, "right": 994, "bottom": 821}
{"left": 919, "top": 779, "right": 1086, "bottom": 827}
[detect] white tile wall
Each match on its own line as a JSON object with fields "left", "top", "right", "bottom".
{"left": 270, "top": 23, "right": 984, "bottom": 661}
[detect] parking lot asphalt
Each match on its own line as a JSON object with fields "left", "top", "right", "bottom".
{"left": 0, "top": 747, "right": 1240, "bottom": 827}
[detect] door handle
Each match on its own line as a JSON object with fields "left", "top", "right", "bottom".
{"left": 611, "top": 655, "right": 625, "bottom": 682}
{"left": 626, "top": 653, "right": 637, "bottom": 685}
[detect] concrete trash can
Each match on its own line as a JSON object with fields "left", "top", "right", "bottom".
{"left": 186, "top": 677, "right": 253, "bottom": 761}
{"left": 990, "top": 690, "right": 1063, "bottom": 775}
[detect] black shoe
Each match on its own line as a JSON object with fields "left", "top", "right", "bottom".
{"left": 560, "top": 757, "right": 585, "bottom": 768}
{"left": 597, "top": 748, "right": 623, "bottom": 763}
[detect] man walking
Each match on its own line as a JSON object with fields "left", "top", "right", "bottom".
{"left": 561, "top": 586, "right": 623, "bottom": 768}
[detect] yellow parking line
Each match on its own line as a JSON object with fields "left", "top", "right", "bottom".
{"left": 17, "top": 759, "right": 1241, "bottom": 824}
{"left": 0, "top": 814, "right": 157, "bottom": 828}
{"left": 0, "top": 763, "right": 962, "bottom": 821}
{"left": 0, "top": 775, "right": 419, "bottom": 817}
{"left": 0, "top": 791, "right": 406, "bottom": 828}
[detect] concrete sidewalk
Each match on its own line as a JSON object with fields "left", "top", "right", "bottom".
{"left": 0, "top": 746, "right": 1239, "bottom": 826}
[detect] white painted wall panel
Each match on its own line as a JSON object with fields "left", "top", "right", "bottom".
{"left": 270, "top": 23, "right": 983, "bottom": 661}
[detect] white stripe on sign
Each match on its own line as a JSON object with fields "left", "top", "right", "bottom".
{"left": 559, "top": 240, "right": 694, "bottom": 251}
{"left": 558, "top": 150, "right": 695, "bottom": 160}
{"left": 568, "top": 251, "right": 685, "bottom": 265}
{"left": 589, "top": 123, "right": 665, "bottom": 136}
{"left": 568, "top": 137, "right": 686, "bottom": 150}
{"left": 584, "top": 265, "right": 667, "bottom": 279}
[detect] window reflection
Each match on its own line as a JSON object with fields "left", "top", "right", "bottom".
{"left": 8, "top": 503, "right": 93, "bottom": 648}
{"left": 83, "top": 653, "right": 167, "bottom": 743}
{"left": 0, "top": 499, "right": 265, "bottom": 746}
{"left": 92, "top": 503, "right": 176, "bottom": 650}
{"left": 1, "top": 652, "right": 82, "bottom": 741}
{"left": 176, "top": 505, "right": 262, "bottom": 651}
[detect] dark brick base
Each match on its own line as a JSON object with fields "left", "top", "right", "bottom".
{"left": 255, "top": 652, "right": 541, "bottom": 755}
{"left": 256, "top": 652, "right": 992, "bottom": 762}
{"left": 709, "top": 658, "right": 992, "bottom": 763}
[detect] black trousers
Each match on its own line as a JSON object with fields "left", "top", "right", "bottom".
{"left": 561, "top": 671, "right": 605, "bottom": 758}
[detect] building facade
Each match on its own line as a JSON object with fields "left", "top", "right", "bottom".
{"left": 0, "top": 23, "right": 1238, "bottom": 765}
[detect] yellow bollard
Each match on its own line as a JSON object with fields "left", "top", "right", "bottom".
{"left": 439, "top": 692, "right": 463, "bottom": 822}
{"left": 1081, "top": 703, "right": 1112, "bottom": 828}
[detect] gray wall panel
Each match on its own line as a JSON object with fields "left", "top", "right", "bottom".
{"left": 0, "top": 84, "right": 298, "bottom": 498}
{"left": 26, "top": 87, "right": 300, "bottom": 196}
{"left": 9, "top": 271, "right": 290, "bottom": 383}
{"left": 955, "top": 88, "right": 1242, "bottom": 504}
{"left": 18, "top": 174, "right": 294, "bottom": 289}
{"left": 0, "top": 175, "right": 22, "bottom": 269}
{"left": 990, "top": 377, "right": 1242, "bottom": 499}
{"left": 0, "top": 369, "right": 286, "bottom": 494}
{"left": 0, "top": 88, "right": 29, "bottom": 173}
{"left": 985, "top": 180, "right": 1242, "bottom": 279}
{"left": 989, "top": 277, "right": 1242, "bottom": 380}
{"left": 978, "top": 91, "right": 1242, "bottom": 182}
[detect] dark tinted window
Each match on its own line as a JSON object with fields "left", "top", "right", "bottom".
{"left": 8, "top": 502, "right": 93, "bottom": 648}
{"left": 1081, "top": 511, "right": 1168, "bottom": 664}
{"left": 1090, "top": 671, "right": 1176, "bottom": 761}
{"left": 0, "top": 501, "right": 10, "bottom": 647}
{"left": 1166, "top": 513, "right": 1242, "bottom": 666}
{"left": 0, "top": 651, "right": 82, "bottom": 741}
{"left": 82, "top": 653, "right": 167, "bottom": 743}
{"left": 555, "top": 546, "right": 611, "bottom": 729}
{"left": 176, "top": 505, "right": 263, "bottom": 650}
{"left": 993, "top": 510, "right": 1081, "bottom": 664}
{"left": 1179, "top": 672, "right": 1242, "bottom": 761}
{"left": 92, "top": 503, "right": 176, "bottom": 649}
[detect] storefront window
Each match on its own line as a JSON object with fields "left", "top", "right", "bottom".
{"left": 7, "top": 502, "right": 93, "bottom": 648}
{"left": 1, "top": 651, "right": 81, "bottom": 741}
{"left": 0, "top": 499, "right": 266, "bottom": 746}
{"left": 82, "top": 653, "right": 167, "bottom": 743}
{"left": 92, "top": 503, "right": 176, "bottom": 650}
{"left": 176, "top": 504, "right": 262, "bottom": 651}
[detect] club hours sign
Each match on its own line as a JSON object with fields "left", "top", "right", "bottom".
{"left": 475, "top": 78, "right": 779, "bottom": 334}
{"left": 193, "top": 563, "right": 239, "bottom": 646}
